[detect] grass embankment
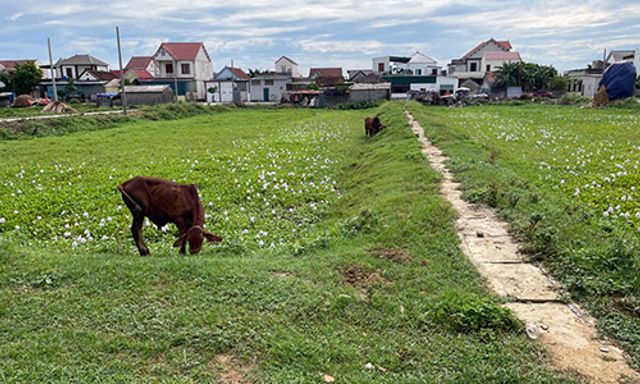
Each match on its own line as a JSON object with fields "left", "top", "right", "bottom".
{"left": 0, "top": 104, "right": 574, "bottom": 382}
{"left": 0, "top": 103, "right": 235, "bottom": 140}
{"left": 408, "top": 102, "right": 640, "bottom": 369}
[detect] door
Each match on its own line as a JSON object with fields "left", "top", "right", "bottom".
{"left": 263, "top": 88, "right": 269, "bottom": 102}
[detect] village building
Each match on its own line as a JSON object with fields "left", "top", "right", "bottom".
{"left": 448, "top": 39, "right": 521, "bottom": 85}
{"left": 123, "top": 85, "right": 174, "bottom": 106}
{"left": 205, "top": 66, "right": 251, "bottom": 103}
{"left": 274, "top": 56, "right": 301, "bottom": 77}
{"left": 55, "top": 54, "right": 109, "bottom": 80}
{"left": 141, "top": 42, "right": 213, "bottom": 100}
{"left": 565, "top": 60, "right": 605, "bottom": 98}
{"left": 0, "top": 59, "right": 37, "bottom": 73}
{"left": 249, "top": 72, "right": 290, "bottom": 102}
{"left": 309, "top": 67, "right": 344, "bottom": 88}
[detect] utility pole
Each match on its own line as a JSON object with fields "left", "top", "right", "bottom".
{"left": 173, "top": 59, "right": 179, "bottom": 103}
{"left": 47, "top": 38, "right": 58, "bottom": 102}
{"left": 116, "top": 26, "right": 128, "bottom": 116}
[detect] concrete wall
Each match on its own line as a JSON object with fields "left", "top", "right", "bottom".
{"left": 349, "top": 89, "right": 389, "bottom": 102}
{"left": 127, "top": 90, "right": 173, "bottom": 106}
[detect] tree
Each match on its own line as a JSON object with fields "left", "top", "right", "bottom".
{"left": 494, "top": 62, "right": 525, "bottom": 89}
{"left": 495, "top": 62, "right": 559, "bottom": 91}
{"left": 9, "top": 61, "right": 43, "bottom": 95}
{"left": 549, "top": 75, "right": 569, "bottom": 92}
{"left": 0, "top": 71, "right": 10, "bottom": 91}
{"left": 64, "top": 79, "right": 77, "bottom": 99}
{"left": 306, "top": 82, "right": 319, "bottom": 90}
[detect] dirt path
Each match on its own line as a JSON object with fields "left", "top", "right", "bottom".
{"left": 406, "top": 111, "right": 639, "bottom": 384}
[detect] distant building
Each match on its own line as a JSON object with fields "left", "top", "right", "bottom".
{"left": 123, "top": 85, "right": 174, "bottom": 105}
{"left": 309, "top": 67, "right": 344, "bottom": 87}
{"left": 373, "top": 52, "right": 441, "bottom": 75}
{"left": 565, "top": 60, "right": 605, "bottom": 98}
{"left": 55, "top": 54, "right": 109, "bottom": 80}
{"left": 0, "top": 59, "right": 37, "bottom": 73}
{"left": 275, "top": 56, "right": 300, "bottom": 77}
{"left": 249, "top": 72, "right": 290, "bottom": 102}
{"left": 146, "top": 42, "right": 214, "bottom": 100}
{"left": 206, "top": 66, "right": 250, "bottom": 103}
{"left": 124, "top": 56, "right": 157, "bottom": 78}
{"left": 448, "top": 38, "right": 521, "bottom": 80}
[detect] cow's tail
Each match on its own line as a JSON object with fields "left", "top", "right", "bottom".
{"left": 117, "top": 184, "right": 143, "bottom": 213}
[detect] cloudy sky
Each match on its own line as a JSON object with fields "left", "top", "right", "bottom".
{"left": 2, "top": 0, "right": 639, "bottom": 74}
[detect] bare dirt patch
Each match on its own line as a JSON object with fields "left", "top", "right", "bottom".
{"left": 369, "top": 248, "right": 412, "bottom": 263}
{"left": 341, "top": 265, "right": 388, "bottom": 287}
{"left": 212, "top": 353, "right": 254, "bottom": 384}
{"left": 269, "top": 271, "right": 293, "bottom": 278}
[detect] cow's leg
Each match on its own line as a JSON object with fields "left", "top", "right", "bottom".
{"left": 131, "top": 213, "right": 149, "bottom": 256}
{"left": 174, "top": 219, "right": 188, "bottom": 255}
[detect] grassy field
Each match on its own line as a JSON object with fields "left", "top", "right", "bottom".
{"left": 0, "top": 104, "right": 576, "bottom": 382}
{"left": 408, "top": 102, "right": 640, "bottom": 370}
{"left": 0, "top": 103, "right": 120, "bottom": 119}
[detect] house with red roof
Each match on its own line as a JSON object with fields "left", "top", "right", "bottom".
{"left": 146, "top": 42, "right": 213, "bottom": 100}
{"left": 448, "top": 38, "right": 521, "bottom": 82}
{"left": 205, "top": 66, "right": 251, "bottom": 103}
{"left": 0, "top": 59, "right": 38, "bottom": 73}
{"left": 309, "top": 67, "right": 344, "bottom": 87}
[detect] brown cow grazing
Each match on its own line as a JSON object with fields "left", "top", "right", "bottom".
{"left": 117, "top": 176, "right": 222, "bottom": 256}
{"left": 364, "top": 116, "right": 385, "bottom": 137}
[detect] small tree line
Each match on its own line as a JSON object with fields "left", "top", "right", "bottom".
{"left": 0, "top": 61, "right": 43, "bottom": 95}
{"left": 495, "top": 62, "right": 567, "bottom": 92}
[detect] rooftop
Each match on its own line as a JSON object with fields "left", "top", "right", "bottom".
{"left": 56, "top": 54, "right": 109, "bottom": 67}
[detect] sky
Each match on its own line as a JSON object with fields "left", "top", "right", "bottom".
{"left": 1, "top": 0, "right": 639, "bottom": 74}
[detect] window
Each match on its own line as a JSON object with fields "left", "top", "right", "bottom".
{"left": 469, "top": 62, "right": 477, "bottom": 72}
{"left": 415, "top": 69, "right": 422, "bottom": 75}
{"left": 166, "top": 63, "right": 174, "bottom": 74}
{"left": 251, "top": 80, "right": 261, "bottom": 86}
{"left": 486, "top": 64, "right": 491, "bottom": 71}
{"left": 378, "top": 63, "right": 385, "bottom": 72}
{"left": 181, "top": 63, "right": 190, "bottom": 75}
{"left": 265, "top": 79, "right": 274, "bottom": 86}
{"left": 66, "top": 67, "right": 73, "bottom": 78}
{"left": 431, "top": 68, "right": 438, "bottom": 75}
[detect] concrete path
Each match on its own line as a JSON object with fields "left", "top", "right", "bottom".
{"left": 406, "top": 111, "right": 639, "bottom": 384}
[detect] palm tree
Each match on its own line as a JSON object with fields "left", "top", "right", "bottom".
{"left": 494, "top": 62, "right": 526, "bottom": 89}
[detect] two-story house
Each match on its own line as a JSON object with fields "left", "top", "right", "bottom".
{"left": 55, "top": 54, "right": 109, "bottom": 80}
{"left": 448, "top": 38, "right": 521, "bottom": 80}
{"left": 145, "top": 42, "right": 213, "bottom": 100}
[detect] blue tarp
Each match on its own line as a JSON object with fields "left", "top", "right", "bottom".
{"left": 599, "top": 61, "right": 637, "bottom": 101}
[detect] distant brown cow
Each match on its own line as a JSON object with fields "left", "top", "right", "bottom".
{"left": 117, "top": 176, "right": 222, "bottom": 256}
{"left": 364, "top": 116, "right": 385, "bottom": 137}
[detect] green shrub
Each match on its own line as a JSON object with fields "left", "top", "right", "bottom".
{"left": 426, "top": 291, "right": 520, "bottom": 333}
{"left": 329, "top": 100, "right": 385, "bottom": 110}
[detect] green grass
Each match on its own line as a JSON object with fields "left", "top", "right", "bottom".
{"left": 0, "top": 103, "right": 118, "bottom": 119}
{"left": 0, "top": 103, "right": 575, "bottom": 382}
{"left": 407, "top": 101, "right": 640, "bottom": 370}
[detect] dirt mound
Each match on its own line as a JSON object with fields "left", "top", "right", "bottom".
{"left": 13, "top": 95, "right": 33, "bottom": 107}
{"left": 212, "top": 353, "right": 254, "bottom": 384}
{"left": 369, "top": 248, "right": 412, "bottom": 263}
{"left": 342, "top": 265, "right": 388, "bottom": 287}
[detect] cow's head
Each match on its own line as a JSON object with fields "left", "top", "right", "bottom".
{"left": 174, "top": 225, "right": 223, "bottom": 254}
